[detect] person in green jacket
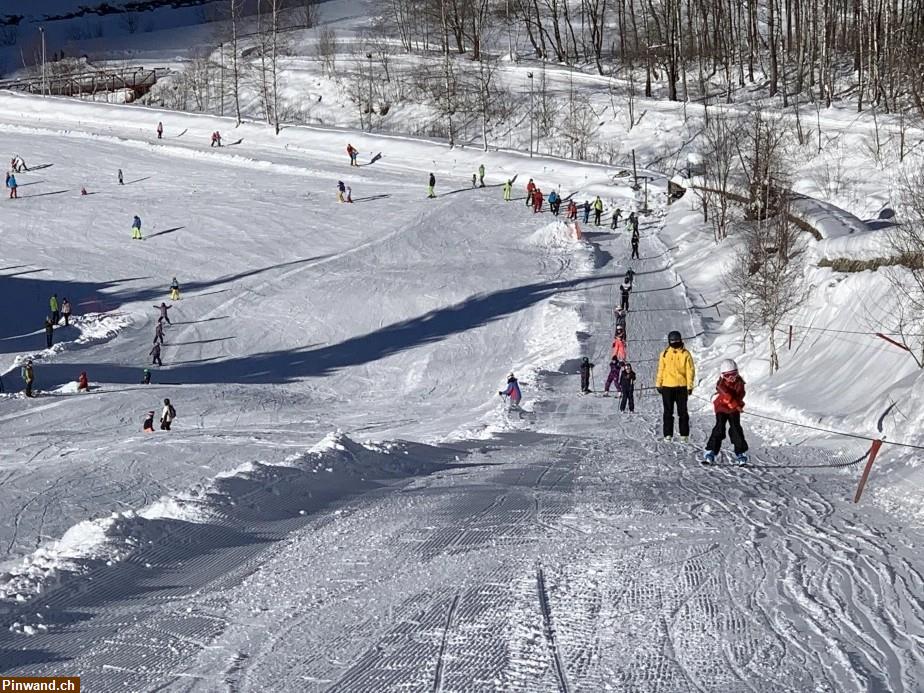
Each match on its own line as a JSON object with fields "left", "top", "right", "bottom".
{"left": 478, "top": 163, "right": 486, "bottom": 187}
{"left": 502, "top": 179, "right": 512, "bottom": 202}
{"left": 49, "top": 294, "right": 60, "bottom": 324}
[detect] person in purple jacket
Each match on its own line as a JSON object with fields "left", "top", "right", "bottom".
{"left": 499, "top": 373, "right": 522, "bottom": 407}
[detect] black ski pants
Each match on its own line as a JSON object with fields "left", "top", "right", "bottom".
{"left": 631, "top": 242, "right": 640, "bottom": 259}
{"left": 594, "top": 209, "right": 602, "bottom": 226}
{"left": 620, "top": 389, "right": 634, "bottom": 412}
{"left": 580, "top": 371, "right": 591, "bottom": 391}
{"left": 45, "top": 331, "right": 53, "bottom": 348}
{"left": 620, "top": 292, "right": 630, "bottom": 311}
{"left": 661, "top": 387, "right": 689, "bottom": 437}
{"left": 706, "top": 412, "right": 748, "bottom": 454}
{"left": 25, "top": 380, "right": 33, "bottom": 397}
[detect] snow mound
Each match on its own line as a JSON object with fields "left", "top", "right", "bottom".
{"left": 0, "top": 434, "right": 462, "bottom": 609}
{"left": 527, "top": 219, "right": 587, "bottom": 250}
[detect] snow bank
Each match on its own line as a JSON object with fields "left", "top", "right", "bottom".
{"left": 0, "top": 433, "right": 461, "bottom": 610}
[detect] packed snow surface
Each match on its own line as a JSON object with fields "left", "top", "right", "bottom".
{"left": 0, "top": 92, "right": 922, "bottom": 692}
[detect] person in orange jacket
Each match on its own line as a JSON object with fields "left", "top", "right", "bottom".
{"left": 525, "top": 178, "right": 536, "bottom": 207}
{"left": 77, "top": 371, "right": 89, "bottom": 392}
{"left": 703, "top": 359, "right": 749, "bottom": 465}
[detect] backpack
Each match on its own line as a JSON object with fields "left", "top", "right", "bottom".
{"left": 168, "top": 404, "right": 176, "bottom": 418}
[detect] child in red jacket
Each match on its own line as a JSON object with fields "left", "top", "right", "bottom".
{"left": 703, "top": 359, "right": 749, "bottom": 466}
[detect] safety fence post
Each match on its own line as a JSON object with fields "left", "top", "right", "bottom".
{"left": 854, "top": 438, "right": 884, "bottom": 503}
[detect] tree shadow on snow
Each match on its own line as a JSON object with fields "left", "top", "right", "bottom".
{"left": 13, "top": 273, "right": 621, "bottom": 391}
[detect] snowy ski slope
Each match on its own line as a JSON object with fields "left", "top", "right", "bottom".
{"left": 0, "top": 94, "right": 922, "bottom": 691}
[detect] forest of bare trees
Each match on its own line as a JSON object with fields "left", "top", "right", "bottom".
{"left": 379, "top": 0, "right": 924, "bottom": 116}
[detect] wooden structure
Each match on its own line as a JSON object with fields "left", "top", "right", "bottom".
{"left": 0, "top": 67, "right": 164, "bottom": 101}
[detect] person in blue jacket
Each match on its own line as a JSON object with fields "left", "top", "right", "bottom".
{"left": 548, "top": 190, "right": 561, "bottom": 216}
{"left": 131, "top": 215, "right": 142, "bottom": 240}
{"left": 499, "top": 373, "right": 522, "bottom": 407}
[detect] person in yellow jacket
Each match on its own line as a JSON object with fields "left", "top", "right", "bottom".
{"left": 655, "top": 330, "right": 695, "bottom": 442}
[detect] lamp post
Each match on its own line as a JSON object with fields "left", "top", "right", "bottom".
{"left": 39, "top": 27, "right": 46, "bottom": 96}
{"left": 527, "top": 71, "right": 534, "bottom": 158}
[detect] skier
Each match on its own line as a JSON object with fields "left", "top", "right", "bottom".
{"left": 532, "top": 188, "right": 544, "bottom": 214}
{"left": 337, "top": 180, "right": 346, "bottom": 203}
{"left": 582, "top": 200, "right": 590, "bottom": 224}
{"left": 547, "top": 190, "right": 560, "bottom": 216}
{"left": 44, "top": 318, "right": 54, "bottom": 349}
{"left": 154, "top": 317, "right": 165, "bottom": 345}
{"left": 472, "top": 173, "right": 477, "bottom": 188}
{"left": 525, "top": 179, "right": 536, "bottom": 207}
{"left": 624, "top": 268, "right": 635, "bottom": 288}
{"left": 77, "top": 371, "right": 89, "bottom": 392}
{"left": 603, "top": 356, "right": 622, "bottom": 395}
{"left": 655, "top": 330, "right": 695, "bottom": 443}
{"left": 81, "top": 187, "right": 88, "bottom": 196}
{"left": 567, "top": 199, "right": 577, "bottom": 220}
{"left": 627, "top": 211, "right": 638, "bottom": 232}
{"left": 502, "top": 179, "right": 512, "bottom": 202}
{"left": 611, "top": 207, "right": 622, "bottom": 230}
{"left": 169, "top": 277, "right": 181, "bottom": 301}
{"left": 118, "top": 169, "right": 124, "bottom": 185}
{"left": 49, "top": 294, "right": 60, "bottom": 324}
{"left": 346, "top": 186, "right": 353, "bottom": 203}
{"left": 619, "top": 278, "right": 632, "bottom": 311}
{"left": 142, "top": 368, "right": 152, "bottom": 385}
{"left": 613, "top": 307, "right": 627, "bottom": 334}
{"left": 131, "top": 214, "right": 142, "bottom": 240}
{"left": 160, "top": 398, "right": 176, "bottom": 430}
{"left": 703, "top": 359, "right": 749, "bottom": 465}
{"left": 478, "top": 163, "right": 486, "bottom": 187}
{"left": 150, "top": 341, "right": 163, "bottom": 366}
{"left": 611, "top": 330, "right": 627, "bottom": 362}
{"left": 619, "top": 363, "right": 636, "bottom": 412}
{"left": 21, "top": 359, "right": 34, "bottom": 398}
{"left": 427, "top": 172, "right": 436, "bottom": 198}
{"left": 631, "top": 228, "right": 640, "bottom": 259}
{"left": 7, "top": 172, "right": 17, "bottom": 199}
{"left": 143, "top": 410, "right": 156, "bottom": 433}
{"left": 499, "top": 373, "right": 522, "bottom": 408}
{"left": 346, "top": 144, "right": 358, "bottom": 166}
{"left": 4, "top": 171, "right": 9, "bottom": 188}
{"left": 593, "top": 196, "right": 604, "bottom": 226}
{"left": 211, "top": 131, "right": 222, "bottom": 147}
{"left": 156, "top": 121, "right": 163, "bottom": 139}
{"left": 154, "top": 302, "right": 172, "bottom": 324}
{"left": 579, "top": 356, "right": 594, "bottom": 393}
{"left": 61, "top": 297, "right": 72, "bottom": 326}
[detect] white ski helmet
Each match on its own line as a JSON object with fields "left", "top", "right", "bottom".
{"left": 720, "top": 359, "right": 738, "bottom": 375}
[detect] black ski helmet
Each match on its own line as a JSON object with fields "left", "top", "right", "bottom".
{"left": 668, "top": 330, "right": 683, "bottom": 346}
{"left": 582, "top": 356, "right": 589, "bottom": 363}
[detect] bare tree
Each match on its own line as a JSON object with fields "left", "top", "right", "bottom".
{"left": 228, "top": 0, "right": 243, "bottom": 124}
{"left": 696, "top": 115, "right": 742, "bottom": 241}
{"left": 884, "top": 158, "right": 924, "bottom": 366}
{"left": 725, "top": 191, "right": 806, "bottom": 372}
{"left": 316, "top": 26, "right": 338, "bottom": 78}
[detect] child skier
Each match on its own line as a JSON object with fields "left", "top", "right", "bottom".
{"left": 582, "top": 200, "right": 591, "bottom": 224}
{"left": 337, "top": 180, "right": 346, "bottom": 203}
{"left": 567, "top": 199, "right": 577, "bottom": 220}
{"left": 21, "top": 359, "right": 34, "bottom": 398}
{"left": 548, "top": 190, "right": 560, "bottom": 216}
{"left": 150, "top": 342, "right": 163, "bottom": 366}
{"left": 142, "top": 368, "right": 151, "bottom": 385}
{"left": 157, "top": 121, "right": 163, "bottom": 139}
{"left": 132, "top": 215, "right": 142, "bottom": 240}
{"left": 619, "top": 279, "right": 632, "bottom": 311}
{"left": 154, "top": 302, "right": 172, "bottom": 324}
{"left": 499, "top": 373, "right": 522, "bottom": 408}
{"left": 7, "top": 172, "right": 17, "bottom": 199}
{"left": 603, "top": 356, "right": 622, "bottom": 395}
{"left": 427, "top": 172, "right": 436, "bottom": 198}
{"left": 154, "top": 318, "right": 165, "bottom": 345}
{"left": 611, "top": 330, "right": 627, "bottom": 362}
{"left": 611, "top": 207, "right": 622, "bottom": 230}
{"left": 532, "top": 188, "right": 544, "bottom": 213}
{"left": 502, "top": 179, "right": 512, "bottom": 202}
{"left": 703, "top": 359, "right": 749, "bottom": 465}
{"left": 170, "top": 277, "right": 180, "bottom": 301}
{"left": 44, "top": 318, "right": 54, "bottom": 348}
{"left": 118, "top": 169, "right": 124, "bottom": 185}
{"left": 631, "top": 228, "right": 640, "bottom": 259}
{"left": 526, "top": 179, "right": 536, "bottom": 207}
{"left": 49, "top": 294, "right": 60, "bottom": 324}
{"left": 613, "top": 307, "right": 627, "bottom": 335}
{"left": 77, "top": 371, "right": 89, "bottom": 392}
{"left": 143, "top": 410, "right": 155, "bottom": 432}
{"left": 579, "top": 356, "right": 594, "bottom": 393}
{"left": 619, "top": 363, "right": 636, "bottom": 412}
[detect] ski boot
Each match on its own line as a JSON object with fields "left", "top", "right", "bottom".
{"left": 680, "top": 436, "right": 689, "bottom": 443}
{"left": 663, "top": 435, "right": 672, "bottom": 442}
{"left": 736, "top": 452, "right": 749, "bottom": 467}
{"left": 702, "top": 450, "right": 716, "bottom": 466}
